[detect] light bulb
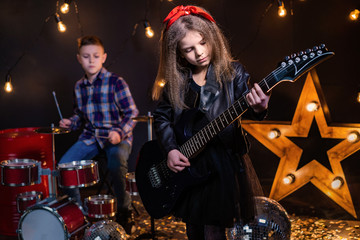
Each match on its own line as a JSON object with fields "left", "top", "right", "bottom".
{"left": 60, "top": 3, "right": 70, "bottom": 14}
{"left": 144, "top": 21, "right": 154, "bottom": 38}
{"left": 4, "top": 81, "right": 13, "bottom": 92}
{"left": 306, "top": 101, "right": 319, "bottom": 112}
{"left": 357, "top": 92, "right": 360, "bottom": 103}
{"left": 349, "top": 9, "right": 359, "bottom": 21}
{"left": 4, "top": 74, "right": 13, "bottom": 93}
{"left": 54, "top": 13, "right": 66, "bottom": 32}
{"left": 331, "top": 177, "right": 344, "bottom": 190}
{"left": 278, "top": 2, "right": 287, "bottom": 17}
{"left": 158, "top": 79, "right": 166, "bottom": 88}
{"left": 57, "top": 22, "right": 67, "bottom": 32}
{"left": 347, "top": 131, "right": 360, "bottom": 143}
{"left": 268, "top": 129, "right": 281, "bottom": 139}
{"left": 283, "top": 174, "right": 295, "bottom": 184}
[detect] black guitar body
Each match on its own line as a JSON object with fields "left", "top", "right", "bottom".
{"left": 135, "top": 140, "right": 208, "bottom": 219}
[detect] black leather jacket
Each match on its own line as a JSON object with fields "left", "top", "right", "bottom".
{"left": 153, "top": 62, "right": 266, "bottom": 157}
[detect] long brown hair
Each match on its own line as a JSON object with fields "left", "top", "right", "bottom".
{"left": 152, "top": 7, "right": 235, "bottom": 110}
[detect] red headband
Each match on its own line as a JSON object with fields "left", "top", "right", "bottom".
{"left": 163, "top": 5, "right": 216, "bottom": 30}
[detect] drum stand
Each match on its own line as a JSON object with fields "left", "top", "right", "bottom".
{"left": 134, "top": 112, "right": 169, "bottom": 240}
{"left": 36, "top": 123, "right": 70, "bottom": 200}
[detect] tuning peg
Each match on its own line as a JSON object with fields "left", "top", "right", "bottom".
{"left": 312, "top": 46, "right": 319, "bottom": 51}
{"left": 284, "top": 56, "right": 291, "bottom": 61}
{"left": 291, "top": 53, "right": 297, "bottom": 58}
{"left": 319, "top": 43, "right": 327, "bottom": 51}
{"left": 305, "top": 49, "right": 312, "bottom": 54}
{"left": 297, "top": 51, "right": 304, "bottom": 56}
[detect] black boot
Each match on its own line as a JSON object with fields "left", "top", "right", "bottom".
{"left": 116, "top": 210, "right": 136, "bottom": 235}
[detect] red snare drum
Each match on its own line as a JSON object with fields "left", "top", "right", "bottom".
{"left": 84, "top": 194, "right": 117, "bottom": 219}
{"left": 16, "top": 191, "right": 43, "bottom": 214}
{"left": 0, "top": 159, "right": 40, "bottom": 187}
{"left": 126, "top": 172, "right": 138, "bottom": 196}
{"left": 18, "top": 196, "right": 89, "bottom": 240}
{"left": 58, "top": 160, "right": 99, "bottom": 188}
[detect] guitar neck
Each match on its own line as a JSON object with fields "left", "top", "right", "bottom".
{"left": 179, "top": 73, "right": 276, "bottom": 159}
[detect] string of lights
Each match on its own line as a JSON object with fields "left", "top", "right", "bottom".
{"left": 3, "top": 1, "right": 359, "bottom": 94}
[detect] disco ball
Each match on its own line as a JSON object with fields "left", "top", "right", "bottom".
{"left": 83, "top": 220, "right": 127, "bottom": 240}
{"left": 226, "top": 196, "right": 291, "bottom": 240}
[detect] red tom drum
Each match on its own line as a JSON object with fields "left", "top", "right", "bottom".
{"left": 16, "top": 191, "right": 43, "bottom": 214}
{"left": 58, "top": 160, "right": 99, "bottom": 188}
{"left": 84, "top": 194, "right": 117, "bottom": 219}
{"left": 0, "top": 159, "right": 40, "bottom": 187}
{"left": 126, "top": 172, "right": 138, "bottom": 196}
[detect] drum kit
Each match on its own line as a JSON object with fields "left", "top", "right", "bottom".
{"left": 0, "top": 124, "right": 139, "bottom": 240}
{"left": 0, "top": 111, "right": 154, "bottom": 239}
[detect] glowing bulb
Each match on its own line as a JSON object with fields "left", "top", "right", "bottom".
{"left": 4, "top": 81, "right": 13, "bottom": 92}
{"left": 60, "top": 3, "right": 70, "bottom": 14}
{"left": 144, "top": 21, "right": 154, "bottom": 38}
{"left": 306, "top": 101, "right": 319, "bottom": 112}
{"left": 283, "top": 174, "right": 295, "bottom": 184}
{"left": 278, "top": 2, "right": 287, "bottom": 17}
{"left": 331, "top": 177, "right": 344, "bottom": 190}
{"left": 268, "top": 129, "right": 281, "bottom": 139}
{"left": 357, "top": 92, "right": 360, "bottom": 103}
{"left": 347, "top": 131, "right": 360, "bottom": 143}
{"left": 57, "top": 22, "right": 67, "bottom": 32}
{"left": 54, "top": 13, "right": 66, "bottom": 32}
{"left": 158, "top": 79, "right": 166, "bottom": 88}
{"left": 4, "top": 74, "right": 13, "bottom": 93}
{"left": 145, "top": 27, "right": 154, "bottom": 38}
{"left": 349, "top": 9, "right": 359, "bottom": 21}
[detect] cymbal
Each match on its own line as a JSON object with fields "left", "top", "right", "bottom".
{"left": 132, "top": 115, "right": 153, "bottom": 122}
{"left": 34, "top": 127, "right": 70, "bottom": 134}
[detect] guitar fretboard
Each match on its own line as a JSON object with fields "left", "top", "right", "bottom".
{"left": 178, "top": 72, "right": 276, "bottom": 159}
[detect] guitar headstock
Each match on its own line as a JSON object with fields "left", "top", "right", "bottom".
{"left": 275, "top": 44, "right": 334, "bottom": 83}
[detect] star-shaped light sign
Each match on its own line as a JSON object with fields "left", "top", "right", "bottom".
{"left": 242, "top": 69, "right": 360, "bottom": 218}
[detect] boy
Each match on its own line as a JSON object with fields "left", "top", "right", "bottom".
{"left": 59, "top": 35, "right": 139, "bottom": 234}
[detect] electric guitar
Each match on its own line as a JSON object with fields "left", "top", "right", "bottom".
{"left": 135, "top": 44, "right": 334, "bottom": 219}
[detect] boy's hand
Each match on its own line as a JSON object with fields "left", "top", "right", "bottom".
{"left": 108, "top": 131, "right": 121, "bottom": 145}
{"left": 59, "top": 119, "right": 71, "bottom": 129}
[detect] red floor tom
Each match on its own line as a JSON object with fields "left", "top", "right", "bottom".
{"left": 0, "top": 159, "right": 40, "bottom": 187}
{"left": 58, "top": 160, "right": 99, "bottom": 188}
{"left": 84, "top": 194, "right": 117, "bottom": 219}
{"left": 18, "top": 196, "right": 88, "bottom": 240}
{"left": 16, "top": 191, "right": 43, "bottom": 214}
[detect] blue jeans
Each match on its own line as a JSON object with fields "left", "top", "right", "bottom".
{"left": 59, "top": 140, "right": 132, "bottom": 212}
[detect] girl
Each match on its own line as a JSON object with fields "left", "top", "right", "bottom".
{"left": 152, "top": 5, "right": 270, "bottom": 239}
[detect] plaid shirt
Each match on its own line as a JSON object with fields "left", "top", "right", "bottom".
{"left": 69, "top": 67, "right": 139, "bottom": 148}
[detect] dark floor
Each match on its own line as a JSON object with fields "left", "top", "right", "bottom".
{"left": 1, "top": 185, "right": 359, "bottom": 240}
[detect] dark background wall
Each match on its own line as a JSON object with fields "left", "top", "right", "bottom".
{"left": 1, "top": 0, "right": 359, "bottom": 219}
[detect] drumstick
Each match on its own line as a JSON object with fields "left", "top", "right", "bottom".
{"left": 52, "top": 91, "right": 63, "bottom": 120}
{"left": 96, "top": 135, "right": 110, "bottom": 139}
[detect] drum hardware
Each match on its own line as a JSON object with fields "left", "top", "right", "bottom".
{"left": 34, "top": 123, "right": 70, "bottom": 198}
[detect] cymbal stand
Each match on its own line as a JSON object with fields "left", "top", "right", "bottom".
{"left": 136, "top": 112, "right": 168, "bottom": 240}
